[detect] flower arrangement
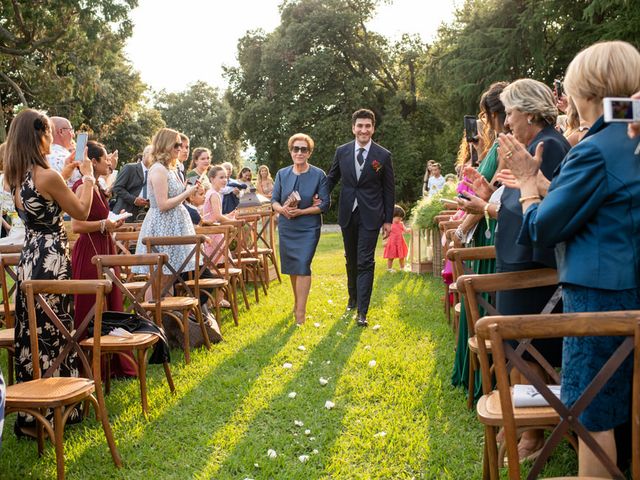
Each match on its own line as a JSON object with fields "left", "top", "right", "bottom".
{"left": 410, "top": 181, "right": 459, "bottom": 229}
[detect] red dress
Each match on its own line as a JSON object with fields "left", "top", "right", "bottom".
{"left": 71, "top": 180, "right": 136, "bottom": 377}
{"left": 383, "top": 221, "right": 409, "bottom": 259}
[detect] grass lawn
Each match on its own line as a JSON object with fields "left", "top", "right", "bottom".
{"left": 0, "top": 232, "right": 576, "bottom": 479}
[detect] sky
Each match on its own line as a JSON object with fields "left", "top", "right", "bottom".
{"left": 124, "top": 0, "right": 460, "bottom": 93}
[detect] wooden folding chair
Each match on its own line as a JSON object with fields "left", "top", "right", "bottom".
{"left": 237, "top": 209, "right": 281, "bottom": 286}
{"left": 91, "top": 253, "right": 175, "bottom": 415}
{"left": 230, "top": 216, "right": 268, "bottom": 302}
{"left": 5, "top": 280, "right": 122, "bottom": 480}
{"left": 142, "top": 235, "right": 211, "bottom": 364}
{"left": 194, "top": 225, "right": 237, "bottom": 325}
{"left": 447, "top": 245, "right": 496, "bottom": 409}
{"left": 113, "top": 231, "right": 139, "bottom": 257}
{"left": 476, "top": 311, "right": 640, "bottom": 480}
{"left": 0, "top": 253, "right": 19, "bottom": 385}
{"left": 458, "top": 268, "right": 565, "bottom": 479}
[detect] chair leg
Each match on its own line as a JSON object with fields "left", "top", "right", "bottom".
{"left": 270, "top": 252, "right": 282, "bottom": 283}
{"left": 238, "top": 274, "right": 250, "bottom": 310}
{"left": 37, "top": 409, "right": 46, "bottom": 456}
{"left": 105, "top": 354, "right": 112, "bottom": 395}
{"left": 484, "top": 425, "right": 499, "bottom": 480}
{"left": 251, "top": 266, "right": 260, "bottom": 303}
{"left": 259, "top": 264, "right": 268, "bottom": 296}
{"left": 137, "top": 348, "right": 149, "bottom": 416}
{"left": 195, "top": 306, "right": 211, "bottom": 350}
{"left": 163, "top": 361, "right": 175, "bottom": 393}
{"left": 227, "top": 285, "right": 239, "bottom": 325}
{"left": 181, "top": 309, "right": 191, "bottom": 364}
{"left": 91, "top": 392, "right": 122, "bottom": 468}
{"left": 8, "top": 349, "right": 14, "bottom": 385}
{"left": 53, "top": 407, "right": 65, "bottom": 480}
{"left": 467, "top": 352, "right": 476, "bottom": 410}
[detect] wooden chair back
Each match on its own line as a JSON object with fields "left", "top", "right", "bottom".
{"left": 0, "top": 244, "right": 22, "bottom": 254}
{"left": 93, "top": 253, "right": 166, "bottom": 324}
{"left": 195, "top": 225, "right": 232, "bottom": 279}
{"left": 113, "top": 231, "right": 140, "bottom": 257}
{"left": 142, "top": 235, "right": 207, "bottom": 298}
{"left": 0, "top": 253, "right": 19, "bottom": 328}
{"left": 22, "top": 279, "right": 112, "bottom": 382}
{"left": 237, "top": 210, "right": 275, "bottom": 253}
{"left": 447, "top": 246, "right": 496, "bottom": 288}
{"left": 476, "top": 312, "right": 640, "bottom": 480}
{"left": 231, "top": 215, "right": 260, "bottom": 258}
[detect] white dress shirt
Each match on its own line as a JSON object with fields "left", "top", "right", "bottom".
{"left": 353, "top": 140, "right": 371, "bottom": 210}
{"left": 47, "top": 143, "right": 82, "bottom": 187}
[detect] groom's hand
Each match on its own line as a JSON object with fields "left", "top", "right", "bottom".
{"left": 382, "top": 223, "right": 392, "bottom": 239}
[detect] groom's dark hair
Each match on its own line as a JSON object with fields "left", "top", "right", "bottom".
{"left": 351, "top": 108, "right": 376, "bottom": 126}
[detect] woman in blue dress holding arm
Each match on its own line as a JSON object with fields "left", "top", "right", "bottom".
{"left": 272, "top": 133, "right": 330, "bottom": 325}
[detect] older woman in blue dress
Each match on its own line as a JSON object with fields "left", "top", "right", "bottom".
{"left": 272, "top": 133, "right": 330, "bottom": 325}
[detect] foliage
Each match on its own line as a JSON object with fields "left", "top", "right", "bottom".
{"left": 410, "top": 181, "right": 458, "bottom": 229}
{"left": 154, "top": 82, "right": 241, "bottom": 168}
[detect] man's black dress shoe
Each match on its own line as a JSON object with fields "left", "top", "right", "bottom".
{"left": 346, "top": 299, "right": 357, "bottom": 311}
{"left": 356, "top": 313, "right": 368, "bottom": 327}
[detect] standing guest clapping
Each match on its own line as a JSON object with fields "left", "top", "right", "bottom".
{"left": 4, "top": 109, "right": 95, "bottom": 436}
{"left": 272, "top": 134, "right": 329, "bottom": 325}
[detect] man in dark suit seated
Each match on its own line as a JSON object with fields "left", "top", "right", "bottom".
{"left": 326, "top": 108, "right": 395, "bottom": 326}
{"left": 111, "top": 145, "right": 152, "bottom": 222}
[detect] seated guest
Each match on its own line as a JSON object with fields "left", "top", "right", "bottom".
{"left": 256, "top": 165, "right": 274, "bottom": 198}
{"left": 111, "top": 145, "right": 152, "bottom": 221}
{"left": 502, "top": 40, "right": 640, "bottom": 477}
{"left": 184, "top": 184, "right": 206, "bottom": 225}
{"left": 237, "top": 167, "right": 253, "bottom": 189}
{"left": 186, "top": 147, "right": 212, "bottom": 189}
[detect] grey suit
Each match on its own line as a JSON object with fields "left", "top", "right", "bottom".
{"left": 111, "top": 162, "right": 146, "bottom": 222}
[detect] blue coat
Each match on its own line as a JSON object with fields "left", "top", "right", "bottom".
{"left": 518, "top": 116, "right": 640, "bottom": 290}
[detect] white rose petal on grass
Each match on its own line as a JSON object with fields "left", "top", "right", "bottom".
{"left": 325, "top": 360, "right": 331, "bottom": 365}
{"left": 312, "top": 449, "right": 319, "bottom": 454}
{"left": 294, "top": 420, "right": 304, "bottom": 427}
{"left": 325, "top": 400, "right": 335, "bottom": 409}
{"left": 336, "top": 331, "right": 343, "bottom": 337}
{"left": 310, "top": 437, "right": 316, "bottom": 441}
{"left": 299, "top": 455, "right": 310, "bottom": 463}
{"left": 328, "top": 299, "right": 333, "bottom": 304}
{"left": 372, "top": 324, "right": 381, "bottom": 330}
{"left": 254, "top": 463, "right": 260, "bottom": 468}
{"left": 267, "top": 449, "right": 277, "bottom": 458}
{"left": 368, "top": 360, "right": 377, "bottom": 368}
{"left": 288, "top": 391, "right": 297, "bottom": 399}
{"left": 373, "top": 431, "right": 387, "bottom": 438}
{"left": 283, "top": 362, "right": 293, "bottom": 369}
{"left": 305, "top": 429, "right": 311, "bottom": 435}
{"left": 364, "top": 345, "right": 371, "bottom": 350}
{"left": 314, "top": 322, "right": 321, "bottom": 328}
{"left": 298, "top": 345, "right": 306, "bottom": 351}
{"left": 319, "top": 377, "right": 329, "bottom": 386}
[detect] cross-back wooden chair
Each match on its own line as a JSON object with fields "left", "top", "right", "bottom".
{"left": 476, "top": 311, "right": 640, "bottom": 480}
{"left": 113, "top": 230, "right": 140, "bottom": 257}
{"left": 91, "top": 253, "right": 175, "bottom": 416}
{"left": 0, "top": 253, "right": 19, "bottom": 385}
{"left": 212, "top": 220, "right": 252, "bottom": 310}
{"left": 142, "top": 235, "right": 211, "bottom": 363}
{"left": 457, "top": 268, "right": 565, "bottom": 479}
{"left": 237, "top": 209, "right": 281, "bottom": 286}
{"left": 443, "top": 230, "right": 464, "bottom": 331}
{"left": 447, "top": 245, "right": 496, "bottom": 408}
{"left": 194, "top": 224, "right": 237, "bottom": 325}
{"left": 5, "top": 279, "right": 121, "bottom": 480}
{"left": 229, "top": 216, "right": 268, "bottom": 302}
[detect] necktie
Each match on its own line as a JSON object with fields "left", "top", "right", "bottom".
{"left": 357, "top": 147, "right": 365, "bottom": 167}
{"left": 142, "top": 169, "right": 148, "bottom": 199}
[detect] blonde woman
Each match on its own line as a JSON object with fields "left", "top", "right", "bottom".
{"left": 256, "top": 164, "right": 274, "bottom": 198}
{"left": 134, "top": 128, "right": 199, "bottom": 276}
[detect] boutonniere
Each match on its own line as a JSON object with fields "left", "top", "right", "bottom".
{"left": 371, "top": 160, "right": 382, "bottom": 173}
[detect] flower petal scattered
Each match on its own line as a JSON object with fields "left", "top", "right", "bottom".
{"left": 319, "top": 377, "right": 329, "bottom": 386}
{"left": 304, "top": 429, "right": 311, "bottom": 435}
{"left": 283, "top": 362, "right": 293, "bottom": 369}
{"left": 298, "top": 345, "right": 306, "bottom": 351}
{"left": 312, "top": 449, "right": 319, "bottom": 454}
{"left": 299, "top": 454, "right": 310, "bottom": 463}
{"left": 373, "top": 431, "right": 387, "bottom": 437}
{"left": 325, "top": 400, "right": 335, "bottom": 409}
{"left": 368, "top": 360, "right": 377, "bottom": 368}
{"left": 267, "top": 449, "right": 277, "bottom": 458}
{"left": 372, "top": 324, "right": 381, "bottom": 330}
{"left": 314, "top": 322, "right": 321, "bottom": 328}
{"left": 294, "top": 420, "right": 304, "bottom": 427}
{"left": 288, "top": 391, "right": 297, "bottom": 398}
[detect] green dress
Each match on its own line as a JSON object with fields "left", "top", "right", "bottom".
{"left": 450, "top": 142, "right": 498, "bottom": 399}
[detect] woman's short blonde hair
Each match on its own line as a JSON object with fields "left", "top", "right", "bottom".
{"left": 151, "top": 128, "right": 181, "bottom": 169}
{"left": 287, "top": 133, "right": 314, "bottom": 153}
{"left": 564, "top": 41, "right": 640, "bottom": 103}
{"left": 500, "top": 79, "right": 557, "bottom": 126}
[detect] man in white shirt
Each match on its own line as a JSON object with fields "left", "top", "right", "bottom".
{"left": 427, "top": 163, "right": 446, "bottom": 196}
{"left": 47, "top": 117, "right": 82, "bottom": 187}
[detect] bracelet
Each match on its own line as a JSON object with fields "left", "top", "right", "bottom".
{"left": 82, "top": 175, "right": 95, "bottom": 184}
{"left": 99, "top": 219, "right": 106, "bottom": 234}
{"left": 518, "top": 195, "right": 541, "bottom": 204}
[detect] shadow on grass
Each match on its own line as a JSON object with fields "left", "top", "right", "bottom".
{"left": 59, "top": 313, "right": 298, "bottom": 478}
{"left": 207, "top": 310, "right": 365, "bottom": 479}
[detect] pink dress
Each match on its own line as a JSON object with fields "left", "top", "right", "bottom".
{"left": 202, "top": 189, "right": 225, "bottom": 264}
{"left": 383, "top": 222, "right": 409, "bottom": 259}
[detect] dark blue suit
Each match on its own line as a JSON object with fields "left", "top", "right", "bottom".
{"left": 519, "top": 117, "right": 640, "bottom": 290}
{"left": 326, "top": 140, "right": 395, "bottom": 316}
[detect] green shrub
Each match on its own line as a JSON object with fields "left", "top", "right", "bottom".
{"left": 410, "top": 182, "right": 458, "bottom": 229}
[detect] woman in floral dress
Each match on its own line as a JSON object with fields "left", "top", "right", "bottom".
{"left": 3, "top": 109, "right": 95, "bottom": 435}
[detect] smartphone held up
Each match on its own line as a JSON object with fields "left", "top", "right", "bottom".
{"left": 463, "top": 115, "right": 479, "bottom": 143}
{"left": 603, "top": 97, "right": 640, "bottom": 123}
{"left": 75, "top": 132, "right": 89, "bottom": 163}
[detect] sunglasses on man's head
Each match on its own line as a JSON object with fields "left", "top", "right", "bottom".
{"left": 292, "top": 146, "right": 309, "bottom": 153}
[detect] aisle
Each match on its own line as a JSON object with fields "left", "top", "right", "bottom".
{"left": 0, "top": 233, "right": 483, "bottom": 479}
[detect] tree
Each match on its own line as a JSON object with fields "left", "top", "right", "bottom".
{"left": 155, "top": 82, "right": 241, "bottom": 168}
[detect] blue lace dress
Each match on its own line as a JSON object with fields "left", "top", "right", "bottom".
{"left": 133, "top": 163, "right": 196, "bottom": 274}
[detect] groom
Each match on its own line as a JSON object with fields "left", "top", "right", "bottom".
{"left": 327, "top": 109, "right": 395, "bottom": 326}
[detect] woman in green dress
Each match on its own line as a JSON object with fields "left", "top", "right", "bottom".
{"left": 450, "top": 82, "right": 509, "bottom": 399}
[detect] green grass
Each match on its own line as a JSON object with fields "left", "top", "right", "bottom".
{"left": 0, "top": 233, "right": 576, "bottom": 479}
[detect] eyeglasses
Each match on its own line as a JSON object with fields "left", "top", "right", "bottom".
{"left": 60, "top": 127, "right": 74, "bottom": 133}
{"left": 291, "top": 146, "right": 309, "bottom": 153}
{"left": 173, "top": 142, "right": 182, "bottom": 149}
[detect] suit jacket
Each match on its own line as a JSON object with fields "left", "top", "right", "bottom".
{"left": 495, "top": 125, "right": 570, "bottom": 271}
{"left": 326, "top": 140, "right": 395, "bottom": 230}
{"left": 519, "top": 117, "right": 640, "bottom": 290}
{"left": 111, "top": 162, "right": 145, "bottom": 220}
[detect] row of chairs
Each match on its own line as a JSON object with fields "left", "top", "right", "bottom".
{"left": 0, "top": 210, "right": 282, "bottom": 479}
{"left": 437, "top": 210, "right": 640, "bottom": 479}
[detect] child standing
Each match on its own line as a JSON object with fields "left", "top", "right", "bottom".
{"left": 384, "top": 205, "right": 410, "bottom": 272}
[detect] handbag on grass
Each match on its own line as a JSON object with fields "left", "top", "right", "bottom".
{"left": 88, "top": 311, "right": 171, "bottom": 364}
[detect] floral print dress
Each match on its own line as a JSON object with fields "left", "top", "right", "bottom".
{"left": 14, "top": 170, "right": 81, "bottom": 428}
